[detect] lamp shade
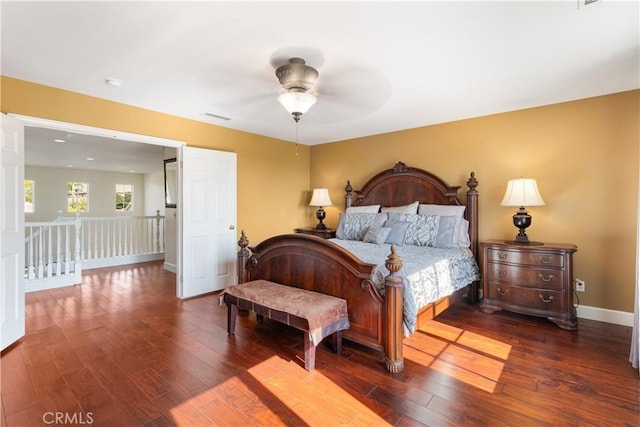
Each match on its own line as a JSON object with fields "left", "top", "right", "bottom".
{"left": 278, "top": 91, "right": 317, "bottom": 115}
{"left": 309, "top": 188, "right": 332, "bottom": 207}
{"left": 501, "top": 178, "right": 545, "bottom": 207}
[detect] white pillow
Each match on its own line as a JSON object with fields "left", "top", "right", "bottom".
{"left": 381, "top": 201, "right": 419, "bottom": 214}
{"left": 346, "top": 204, "right": 380, "bottom": 214}
{"left": 418, "top": 204, "right": 465, "bottom": 218}
{"left": 418, "top": 204, "right": 469, "bottom": 248}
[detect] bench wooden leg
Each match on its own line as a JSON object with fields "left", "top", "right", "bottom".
{"left": 331, "top": 330, "right": 343, "bottom": 355}
{"left": 227, "top": 302, "right": 238, "bottom": 335}
{"left": 303, "top": 333, "right": 316, "bottom": 371}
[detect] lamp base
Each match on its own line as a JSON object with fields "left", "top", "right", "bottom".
{"left": 315, "top": 207, "right": 327, "bottom": 230}
{"left": 507, "top": 208, "right": 543, "bottom": 245}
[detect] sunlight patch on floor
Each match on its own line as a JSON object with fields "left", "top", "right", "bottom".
{"left": 420, "top": 320, "right": 512, "bottom": 360}
{"left": 405, "top": 319, "right": 512, "bottom": 393}
{"left": 248, "top": 356, "right": 391, "bottom": 426}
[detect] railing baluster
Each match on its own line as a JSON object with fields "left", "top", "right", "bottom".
{"left": 100, "top": 220, "right": 104, "bottom": 259}
{"left": 28, "top": 225, "right": 35, "bottom": 279}
{"left": 125, "top": 218, "right": 130, "bottom": 256}
{"left": 37, "top": 227, "right": 44, "bottom": 279}
{"left": 65, "top": 223, "right": 71, "bottom": 274}
{"left": 155, "top": 210, "right": 161, "bottom": 253}
{"left": 86, "top": 219, "right": 91, "bottom": 260}
{"left": 74, "top": 215, "right": 82, "bottom": 276}
{"left": 55, "top": 223, "right": 62, "bottom": 276}
{"left": 46, "top": 225, "right": 53, "bottom": 277}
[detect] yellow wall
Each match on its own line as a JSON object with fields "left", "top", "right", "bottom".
{"left": 4, "top": 76, "right": 638, "bottom": 313}
{"left": 311, "top": 90, "right": 640, "bottom": 313}
{"left": 1, "top": 77, "right": 311, "bottom": 244}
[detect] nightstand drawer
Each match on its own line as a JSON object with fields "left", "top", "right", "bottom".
{"left": 487, "top": 248, "right": 564, "bottom": 268}
{"left": 486, "top": 282, "right": 565, "bottom": 312}
{"left": 486, "top": 262, "right": 563, "bottom": 290}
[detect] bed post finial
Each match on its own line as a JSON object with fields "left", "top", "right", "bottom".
{"left": 467, "top": 171, "right": 478, "bottom": 192}
{"left": 237, "top": 230, "right": 250, "bottom": 284}
{"left": 384, "top": 244, "right": 404, "bottom": 373}
{"left": 345, "top": 180, "right": 353, "bottom": 209}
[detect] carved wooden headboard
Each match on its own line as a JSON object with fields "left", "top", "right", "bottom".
{"left": 344, "top": 161, "right": 479, "bottom": 259}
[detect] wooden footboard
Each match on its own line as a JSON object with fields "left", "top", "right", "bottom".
{"left": 237, "top": 232, "right": 405, "bottom": 372}
{"left": 236, "top": 163, "right": 479, "bottom": 373}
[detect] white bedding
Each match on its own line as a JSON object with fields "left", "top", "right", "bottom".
{"left": 330, "top": 238, "right": 480, "bottom": 335}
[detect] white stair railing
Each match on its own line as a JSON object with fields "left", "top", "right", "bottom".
{"left": 78, "top": 211, "right": 165, "bottom": 268}
{"left": 25, "top": 211, "right": 165, "bottom": 292}
{"left": 25, "top": 214, "right": 82, "bottom": 292}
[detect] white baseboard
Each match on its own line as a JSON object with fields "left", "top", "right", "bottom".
{"left": 577, "top": 305, "right": 634, "bottom": 327}
{"left": 477, "top": 287, "right": 633, "bottom": 327}
{"left": 83, "top": 253, "right": 164, "bottom": 270}
{"left": 163, "top": 262, "right": 177, "bottom": 273}
{"left": 26, "top": 273, "right": 82, "bottom": 293}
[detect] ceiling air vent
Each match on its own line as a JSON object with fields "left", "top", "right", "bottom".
{"left": 205, "top": 112, "right": 231, "bottom": 121}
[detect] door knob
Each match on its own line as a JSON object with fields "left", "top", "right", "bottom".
{"left": 229, "top": 225, "right": 235, "bottom": 230}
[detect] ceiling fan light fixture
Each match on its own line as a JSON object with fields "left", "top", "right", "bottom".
{"left": 277, "top": 90, "right": 317, "bottom": 121}
{"left": 275, "top": 57, "right": 319, "bottom": 121}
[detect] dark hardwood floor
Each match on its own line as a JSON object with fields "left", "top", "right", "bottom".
{"left": 1, "top": 261, "right": 638, "bottom": 426}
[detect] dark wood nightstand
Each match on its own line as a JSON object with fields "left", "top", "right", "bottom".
{"left": 294, "top": 227, "right": 336, "bottom": 239}
{"left": 479, "top": 239, "right": 578, "bottom": 330}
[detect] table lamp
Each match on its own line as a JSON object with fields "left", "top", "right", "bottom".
{"left": 309, "top": 188, "right": 333, "bottom": 230}
{"left": 501, "top": 178, "right": 545, "bottom": 245}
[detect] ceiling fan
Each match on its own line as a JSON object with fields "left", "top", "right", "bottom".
{"left": 200, "top": 49, "right": 392, "bottom": 131}
{"left": 270, "top": 53, "right": 392, "bottom": 127}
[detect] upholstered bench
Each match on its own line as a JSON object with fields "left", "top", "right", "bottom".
{"left": 223, "top": 280, "right": 350, "bottom": 371}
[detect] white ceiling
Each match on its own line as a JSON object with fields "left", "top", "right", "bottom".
{"left": 1, "top": 1, "right": 638, "bottom": 170}
{"left": 23, "top": 126, "right": 169, "bottom": 174}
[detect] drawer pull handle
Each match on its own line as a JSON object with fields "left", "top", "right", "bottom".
{"left": 496, "top": 287, "right": 509, "bottom": 296}
{"left": 498, "top": 270, "right": 508, "bottom": 276}
{"left": 497, "top": 252, "right": 507, "bottom": 259}
{"left": 538, "top": 273, "right": 554, "bottom": 282}
{"left": 538, "top": 295, "right": 555, "bottom": 303}
{"left": 540, "top": 256, "right": 552, "bottom": 264}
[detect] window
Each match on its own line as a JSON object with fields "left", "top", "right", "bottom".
{"left": 115, "top": 184, "right": 134, "bottom": 212}
{"left": 67, "top": 182, "right": 89, "bottom": 212}
{"left": 24, "top": 179, "right": 34, "bottom": 213}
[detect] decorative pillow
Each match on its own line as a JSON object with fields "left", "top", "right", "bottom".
{"left": 418, "top": 204, "right": 469, "bottom": 248}
{"left": 383, "top": 221, "right": 410, "bottom": 245}
{"left": 346, "top": 205, "right": 380, "bottom": 214}
{"left": 434, "top": 215, "right": 457, "bottom": 248}
{"left": 336, "top": 213, "right": 387, "bottom": 240}
{"left": 403, "top": 215, "right": 440, "bottom": 247}
{"left": 385, "top": 213, "right": 439, "bottom": 246}
{"left": 381, "top": 201, "right": 419, "bottom": 215}
{"left": 362, "top": 226, "right": 391, "bottom": 245}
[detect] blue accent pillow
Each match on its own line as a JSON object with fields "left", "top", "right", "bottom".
{"left": 362, "top": 226, "right": 391, "bottom": 244}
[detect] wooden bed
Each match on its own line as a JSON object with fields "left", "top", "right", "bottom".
{"left": 237, "top": 161, "right": 479, "bottom": 373}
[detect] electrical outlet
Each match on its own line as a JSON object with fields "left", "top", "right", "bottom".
{"left": 575, "top": 279, "right": 585, "bottom": 292}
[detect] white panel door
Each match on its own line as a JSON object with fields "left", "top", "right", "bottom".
{"left": 179, "top": 147, "right": 237, "bottom": 298}
{"left": 1, "top": 114, "right": 25, "bottom": 350}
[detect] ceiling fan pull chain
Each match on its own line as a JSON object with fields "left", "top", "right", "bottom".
{"left": 295, "top": 120, "right": 299, "bottom": 157}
